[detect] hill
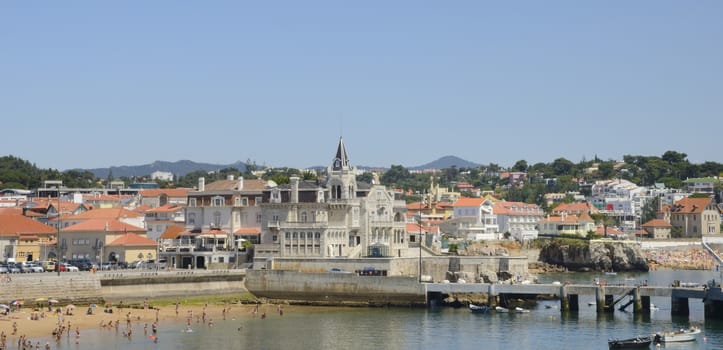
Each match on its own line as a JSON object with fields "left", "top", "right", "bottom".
{"left": 409, "top": 155, "right": 482, "bottom": 170}
{"left": 80, "top": 160, "right": 249, "bottom": 179}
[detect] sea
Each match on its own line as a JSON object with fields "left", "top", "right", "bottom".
{"left": 42, "top": 270, "right": 723, "bottom": 350}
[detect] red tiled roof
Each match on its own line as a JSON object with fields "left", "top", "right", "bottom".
{"left": 493, "top": 201, "right": 542, "bottom": 215}
{"left": 139, "top": 188, "right": 191, "bottom": 198}
{"left": 453, "top": 197, "right": 486, "bottom": 207}
{"left": 159, "top": 225, "right": 186, "bottom": 239}
{"left": 62, "top": 219, "right": 145, "bottom": 233}
{"left": 670, "top": 197, "right": 713, "bottom": 214}
{"left": 0, "top": 214, "right": 56, "bottom": 236}
{"left": 642, "top": 219, "right": 672, "bottom": 228}
{"left": 234, "top": 227, "right": 261, "bottom": 235}
{"left": 203, "top": 179, "right": 268, "bottom": 191}
{"left": 146, "top": 204, "right": 184, "bottom": 213}
{"left": 107, "top": 233, "right": 157, "bottom": 246}
{"left": 64, "top": 208, "right": 143, "bottom": 220}
{"left": 595, "top": 226, "right": 624, "bottom": 235}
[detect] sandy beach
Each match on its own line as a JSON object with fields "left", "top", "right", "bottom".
{"left": 0, "top": 298, "right": 289, "bottom": 348}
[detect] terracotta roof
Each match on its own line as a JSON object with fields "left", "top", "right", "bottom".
{"left": 670, "top": 197, "right": 713, "bottom": 214}
{"left": 107, "top": 233, "right": 157, "bottom": 246}
{"left": 139, "top": 188, "right": 191, "bottom": 198}
{"left": 453, "top": 197, "right": 486, "bottom": 207}
{"left": 134, "top": 205, "right": 153, "bottom": 213}
{"left": 203, "top": 179, "right": 268, "bottom": 192}
{"left": 234, "top": 227, "right": 261, "bottom": 235}
{"left": 539, "top": 214, "right": 593, "bottom": 224}
{"left": 405, "top": 223, "right": 438, "bottom": 234}
{"left": 0, "top": 214, "right": 56, "bottom": 236}
{"left": 552, "top": 202, "right": 597, "bottom": 214}
{"left": 493, "top": 201, "right": 542, "bottom": 215}
{"left": 64, "top": 208, "right": 144, "bottom": 220}
{"left": 82, "top": 194, "right": 134, "bottom": 202}
{"left": 146, "top": 204, "right": 184, "bottom": 213}
{"left": 62, "top": 219, "right": 145, "bottom": 233}
{"left": 159, "top": 225, "right": 186, "bottom": 239}
{"left": 0, "top": 208, "right": 23, "bottom": 215}
{"left": 642, "top": 219, "right": 672, "bottom": 228}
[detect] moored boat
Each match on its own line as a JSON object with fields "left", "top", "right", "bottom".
{"left": 514, "top": 306, "right": 530, "bottom": 313}
{"left": 607, "top": 335, "right": 652, "bottom": 349}
{"left": 469, "top": 303, "right": 491, "bottom": 314}
{"left": 495, "top": 306, "right": 509, "bottom": 313}
{"left": 653, "top": 326, "right": 701, "bottom": 343}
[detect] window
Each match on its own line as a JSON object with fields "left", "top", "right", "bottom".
{"left": 235, "top": 197, "right": 241, "bottom": 206}
{"left": 212, "top": 196, "right": 225, "bottom": 207}
{"left": 188, "top": 213, "right": 196, "bottom": 225}
{"left": 256, "top": 213, "right": 262, "bottom": 223}
{"left": 285, "top": 232, "right": 290, "bottom": 239}
{"left": 241, "top": 198, "right": 249, "bottom": 206}
{"left": 189, "top": 198, "right": 197, "bottom": 207}
{"left": 255, "top": 197, "right": 262, "bottom": 206}
{"left": 213, "top": 211, "right": 222, "bottom": 228}
{"left": 301, "top": 212, "right": 307, "bottom": 223}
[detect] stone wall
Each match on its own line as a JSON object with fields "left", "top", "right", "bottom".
{"left": 245, "top": 269, "right": 425, "bottom": 306}
{"left": 0, "top": 274, "right": 103, "bottom": 305}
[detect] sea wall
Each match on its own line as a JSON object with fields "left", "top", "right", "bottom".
{"left": 245, "top": 269, "right": 426, "bottom": 306}
{"left": 266, "top": 256, "right": 529, "bottom": 283}
{"left": 0, "top": 274, "right": 103, "bottom": 305}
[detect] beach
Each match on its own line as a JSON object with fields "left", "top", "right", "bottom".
{"left": 0, "top": 297, "right": 290, "bottom": 348}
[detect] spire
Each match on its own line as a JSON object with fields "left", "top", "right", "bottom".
{"left": 332, "top": 137, "right": 350, "bottom": 170}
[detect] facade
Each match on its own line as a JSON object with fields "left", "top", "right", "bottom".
{"left": 163, "top": 176, "right": 268, "bottom": 269}
{"left": 682, "top": 177, "right": 719, "bottom": 195}
{"left": 668, "top": 197, "right": 721, "bottom": 237}
{"left": 144, "top": 204, "right": 185, "bottom": 241}
{"left": 642, "top": 219, "right": 672, "bottom": 239}
{"left": 59, "top": 218, "right": 150, "bottom": 263}
{"left": 256, "top": 138, "right": 408, "bottom": 259}
{"left": 443, "top": 197, "right": 499, "bottom": 240}
{"left": 493, "top": 201, "right": 544, "bottom": 241}
{"left": 538, "top": 212, "right": 596, "bottom": 237}
{"left": 139, "top": 188, "right": 190, "bottom": 208}
{"left": 150, "top": 171, "right": 174, "bottom": 182}
{"left": 0, "top": 214, "right": 56, "bottom": 263}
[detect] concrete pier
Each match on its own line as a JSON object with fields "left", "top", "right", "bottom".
{"left": 595, "top": 286, "right": 606, "bottom": 313}
{"left": 671, "top": 297, "right": 690, "bottom": 317}
{"left": 632, "top": 287, "right": 642, "bottom": 314}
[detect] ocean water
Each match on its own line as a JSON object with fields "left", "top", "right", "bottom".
{"left": 43, "top": 270, "right": 723, "bottom": 350}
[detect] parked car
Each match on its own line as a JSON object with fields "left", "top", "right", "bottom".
{"left": 19, "top": 262, "right": 34, "bottom": 273}
{"left": 41, "top": 261, "right": 56, "bottom": 272}
{"left": 7, "top": 263, "right": 20, "bottom": 274}
{"left": 60, "top": 263, "right": 79, "bottom": 272}
{"left": 0, "top": 264, "right": 8, "bottom": 274}
{"left": 26, "top": 262, "right": 44, "bottom": 273}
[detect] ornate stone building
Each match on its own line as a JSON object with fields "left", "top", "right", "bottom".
{"left": 256, "top": 138, "right": 408, "bottom": 259}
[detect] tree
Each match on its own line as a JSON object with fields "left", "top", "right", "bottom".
{"left": 512, "top": 160, "right": 528, "bottom": 172}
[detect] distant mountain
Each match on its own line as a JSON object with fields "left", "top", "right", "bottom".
{"left": 409, "top": 156, "right": 482, "bottom": 170}
{"left": 81, "top": 160, "right": 249, "bottom": 179}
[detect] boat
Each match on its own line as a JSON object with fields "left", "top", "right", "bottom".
{"left": 468, "top": 303, "right": 491, "bottom": 314}
{"left": 588, "top": 301, "right": 596, "bottom": 306}
{"left": 607, "top": 335, "right": 652, "bottom": 349}
{"left": 494, "top": 306, "right": 509, "bottom": 313}
{"left": 513, "top": 306, "right": 530, "bottom": 313}
{"left": 653, "top": 326, "right": 701, "bottom": 343}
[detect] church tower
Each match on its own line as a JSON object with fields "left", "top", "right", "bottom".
{"left": 327, "top": 137, "right": 357, "bottom": 200}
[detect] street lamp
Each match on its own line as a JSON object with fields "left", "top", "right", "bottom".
{"left": 418, "top": 197, "right": 423, "bottom": 283}
{"left": 56, "top": 196, "right": 61, "bottom": 276}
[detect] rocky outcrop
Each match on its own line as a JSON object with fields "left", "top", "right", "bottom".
{"left": 539, "top": 240, "right": 648, "bottom": 272}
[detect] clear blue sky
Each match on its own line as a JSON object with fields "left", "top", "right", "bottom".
{"left": 2, "top": 1, "right": 721, "bottom": 171}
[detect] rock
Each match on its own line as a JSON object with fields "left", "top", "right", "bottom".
{"left": 539, "top": 240, "right": 649, "bottom": 272}
{"left": 479, "top": 269, "right": 498, "bottom": 283}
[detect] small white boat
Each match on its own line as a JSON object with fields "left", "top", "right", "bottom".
{"left": 514, "top": 307, "right": 530, "bottom": 313}
{"left": 654, "top": 326, "right": 701, "bottom": 343}
{"left": 588, "top": 301, "right": 596, "bottom": 306}
{"left": 650, "top": 303, "right": 659, "bottom": 311}
{"left": 495, "top": 306, "right": 509, "bottom": 313}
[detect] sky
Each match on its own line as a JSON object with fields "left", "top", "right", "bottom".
{"left": 1, "top": 1, "right": 722, "bottom": 171}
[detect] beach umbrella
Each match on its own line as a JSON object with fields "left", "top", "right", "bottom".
{"left": 35, "top": 297, "right": 47, "bottom": 302}
{"left": 0, "top": 304, "right": 9, "bottom": 309}
{"left": 66, "top": 304, "right": 76, "bottom": 309}
{"left": 48, "top": 299, "right": 59, "bottom": 304}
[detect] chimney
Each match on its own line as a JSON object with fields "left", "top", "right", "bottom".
{"left": 238, "top": 176, "right": 244, "bottom": 191}
{"left": 198, "top": 177, "right": 205, "bottom": 192}
{"left": 290, "top": 176, "right": 299, "bottom": 203}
